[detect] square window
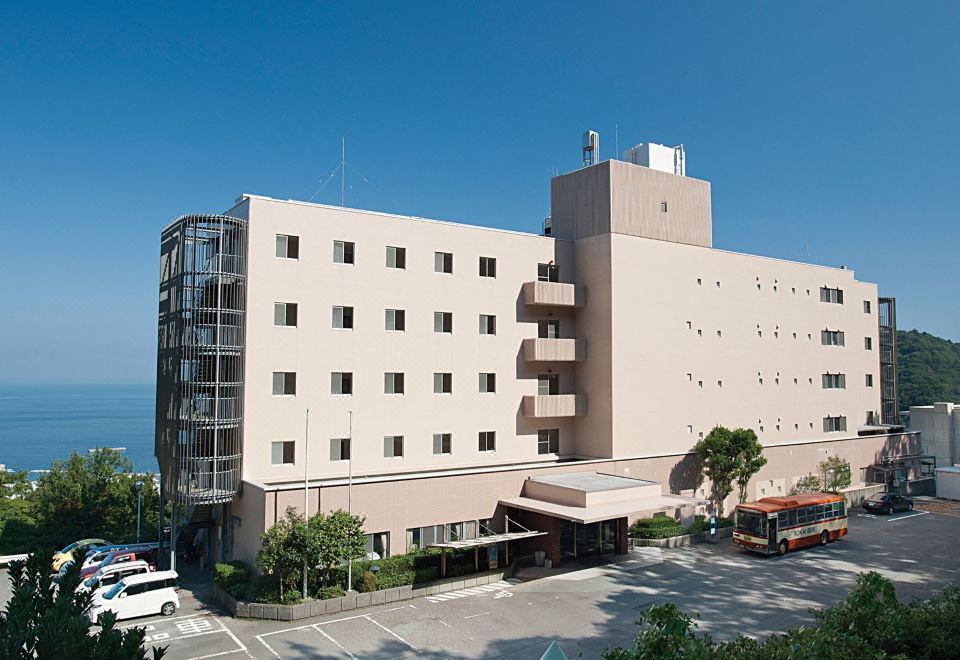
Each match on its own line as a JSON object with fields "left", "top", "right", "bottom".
{"left": 333, "top": 240, "right": 355, "bottom": 264}
{"left": 537, "top": 428, "right": 559, "bottom": 454}
{"left": 384, "top": 435, "right": 404, "bottom": 458}
{"left": 329, "top": 437, "right": 350, "bottom": 461}
{"left": 479, "top": 256, "right": 497, "bottom": 278}
{"left": 385, "top": 309, "right": 406, "bottom": 331}
{"left": 271, "top": 440, "right": 295, "bottom": 466}
{"left": 538, "top": 319, "right": 560, "bottom": 339}
{"left": 433, "top": 372, "right": 452, "bottom": 394}
{"left": 275, "top": 234, "right": 299, "bottom": 259}
{"left": 434, "top": 311, "right": 453, "bottom": 333}
{"left": 433, "top": 433, "right": 452, "bottom": 455}
{"left": 538, "top": 373, "right": 559, "bottom": 395}
{"left": 384, "top": 372, "right": 405, "bottom": 395}
{"left": 478, "top": 431, "right": 496, "bottom": 452}
{"left": 272, "top": 372, "right": 296, "bottom": 396}
{"left": 332, "top": 305, "right": 354, "bottom": 329}
{"left": 331, "top": 372, "right": 353, "bottom": 395}
{"left": 479, "top": 314, "right": 496, "bottom": 335}
{"left": 386, "top": 246, "right": 406, "bottom": 269}
{"left": 434, "top": 251, "right": 453, "bottom": 274}
{"left": 479, "top": 372, "right": 496, "bottom": 393}
{"left": 538, "top": 263, "right": 558, "bottom": 282}
{"left": 274, "top": 302, "right": 298, "bottom": 327}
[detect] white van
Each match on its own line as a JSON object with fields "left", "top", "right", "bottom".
{"left": 77, "top": 560, "right": 152, "bottom": 595}
{"left": 88, "top": 570, "right": 180, "bottom": 622}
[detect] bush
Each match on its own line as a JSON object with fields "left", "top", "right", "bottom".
{"left": 630, "top": 516, "right": 686, "bottom": 539}
{"left": 686, "top": 515, "right": 733, "bottom": 535}
{"left": 319, "top": 585, "right": 344, "bottom": 600}
{"left": 214, "top": 561, "right": 250, "bottom": 591}
{"left": 281, "top": 589, "right": 302, "bottom": 605}
{"left": 360, "top": 570, "right": 378, "bottom": 593}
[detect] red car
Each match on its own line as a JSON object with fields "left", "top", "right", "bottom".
{"left": 79, "top": 548, "right": 157, "bottom": 580}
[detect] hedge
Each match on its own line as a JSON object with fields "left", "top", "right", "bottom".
{"left": 629, "top": 514, "right": 733, "bottom": 539}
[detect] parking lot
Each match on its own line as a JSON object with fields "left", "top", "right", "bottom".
{"left": 3, "top": 501, "right": 959, "bottom": 658}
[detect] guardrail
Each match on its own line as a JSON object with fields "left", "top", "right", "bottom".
{"left": 0, "top": 554, "right": 28, "bottom": 568}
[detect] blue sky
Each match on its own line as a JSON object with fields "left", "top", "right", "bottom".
{"left": 0, "top": 2, "right": 957, "bottom": 383}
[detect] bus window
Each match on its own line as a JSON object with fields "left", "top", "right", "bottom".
{"left": 736, "top": 510, "right": 767, "bottom": 537}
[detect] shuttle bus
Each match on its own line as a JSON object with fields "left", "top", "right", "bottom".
{"left": 733, "top": 492, "right": 848, "bottom": 556}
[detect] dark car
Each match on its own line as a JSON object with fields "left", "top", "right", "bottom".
{"left": 862, "top": 492, "right": 913, "bottom": 515}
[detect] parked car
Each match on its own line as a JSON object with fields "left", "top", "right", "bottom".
{"left": 77, "top": 560, "right": 152, "bottom": 595}
{"left": 52, "top": 539, "right": 110, "bottom": 572}
{"left": 80, "top": 548, "right": 157, "bottom": 580}
{"left": 862, "top": 492, "right": 913, "bottom": 515}
{"left": 88, "top": 571, "right": 180, "bottom": 622}
{"left": 81, "top": 544, "right": 138, "bottom": 570}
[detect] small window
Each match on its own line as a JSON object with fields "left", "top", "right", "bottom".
{"left": 386, "top": 246, "right": 406, "bottom": 269}
{"left": 274, "top": 302, "right": 298, "bottom": 327}
{"left": 479, "top": 314, "right": 496, "bottom": 335}
{"left": 479, "top": 256, "right": 497, "bottom": 278}
{"left": 331, "top": 372, "right": 353, "bottom": 395}
{"left": 384, "top": 372, "right": 405, "bottom": 395}
{"left": 866, "top": 374, "right": 874, "bottom": 387}
{"left": 272, "top": 372, "right": 296, "bottom": 396}
{"left": 822, "top": 373, "right": 847, "bottom": 389}
{"left": 819, "top": 287, "right": 844, "bottom": 304}
{"left": 433, "top": 433, "right": 452, "bottom": 455}
{"left": 863, "top": 300, "right": 872, "bottom": 314}
{"left": 821, "top": 329, "right": 845, "bottom": 346}
{"left": 823, "top": 416, "right": 847, "bottom": 433}
{"left": 434, "top": 311, "right": 453, "bottom": 333}
{"left": 333, "top": 240, "right": 355, "bottom": 264}
{"left": 385, "top": 309, "right": 406, "bottom": 331}
{"left": 332, "top": 306, "right": 354, "bottom": 329}
{"left": 537, "top": 428, "right": 559, "bottom": 454}
{"left": 479, "top": 372, "right": 496, "bottom": 393}
{"left": 275, "top": 234, "right": 299, "bottom": 259}
{"left": 433, "top": 372, "right": 452, "bottom": 394}
{"left": 538, "top": 263, "right": 558, "bottom": 282}
{"left": 538, "top": 373, "right": 559, "bottom": 396}
{"left": 434, "top": 251, "right": 453, "bottom": 274}
{"left": 538, "top": 319, "right": 561, "bottom": 339}
{"left": 383, "top": 435, "right": 404, "bottom": 458}
{"left": 330, "top": 437, "right": 350, "bottom": 461}
{"left": 478, "top": 431, "right": 496, "bottom": 452}
{"left": 660, "top": 201, "right": 668, "bottom": 212}
{"left": 271, "top": 440, "right": 295, "bottom": 466}
{"left": 864, "top": 337, "right": 873, "bottom": 350}
{"left": 697, "top": 278, "right": 702, "bottom": 286}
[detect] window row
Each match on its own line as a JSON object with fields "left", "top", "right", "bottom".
{"left": 407, "top": 518, "right": 493, "bottom": 553}
{"left": 270, "top": 429, "right": 561, "bottom": 465}
{"left": 777, "top": 500, "right": 846, "bottom": 528}
{"left": 272, "top": 371, "right": 500, "bottom": 396}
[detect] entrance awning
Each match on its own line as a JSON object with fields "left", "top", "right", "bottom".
{"left": 501, "top": 493, "right": 705, "bottom": 524}
{"left": 427, "top": 530, "right": 547, "bottom": 550}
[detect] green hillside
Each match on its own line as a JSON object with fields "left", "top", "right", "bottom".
{"left": 897, "top": 329, "right": 960, "bottom": 408}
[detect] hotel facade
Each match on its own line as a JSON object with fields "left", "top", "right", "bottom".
{"left": 156, "top": 144, "right": 911, "bottom": 567}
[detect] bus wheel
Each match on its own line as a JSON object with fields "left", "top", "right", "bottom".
{"left": 777, "top": 540, "right": 788, "bottom": 556}
{"left": 820, "top": 531, "right": 829, "bottom": 546}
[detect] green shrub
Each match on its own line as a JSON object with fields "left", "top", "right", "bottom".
{"left": 630, "top": 516, "right": 686, "bottom": 539}
{"left": 319, "top": 585, "right": 344, "bottom": 600}
{"left": 281, "top": 589, "right": 302, "bottom": 605}
{"left": 214, "top": 561, "right": 250, "bottom": 591}
{"left": 360, "top": 570, "right": 378, "bottom": 593}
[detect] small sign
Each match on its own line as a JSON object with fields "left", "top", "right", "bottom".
{"left": 489, "top": 544, "right": 498, "bottom": 569}
{"left": 710, "top": 515, "right": 717, "bottom": 536}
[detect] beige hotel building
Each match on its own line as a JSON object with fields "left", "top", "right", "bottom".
{"left": 155, "top": 141, "right": 912, "bottom": 568}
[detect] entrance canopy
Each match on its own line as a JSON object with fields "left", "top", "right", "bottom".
{"left": 427, "top": 530, "right": 547, "bottom": 550}
{"left": 501, "top": 493, "right": 703, "bottom": 524}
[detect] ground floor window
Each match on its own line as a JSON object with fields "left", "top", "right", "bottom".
{"left": 406, "top": 518, "right": 488, "bottom": 552}
{"left": 364, "top": 532, "right": 389, "bottom": 558}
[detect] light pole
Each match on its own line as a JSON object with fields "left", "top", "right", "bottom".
{"left": 303, "top": 408, "right": 311, "bottom": 516}
{"left": 134, "top": 480, "right": 144, "bottom": 543}
{"left": 347, "top": 410, "right": 354, "bottom": 592}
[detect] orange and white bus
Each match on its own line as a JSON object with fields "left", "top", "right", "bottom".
{"left": 733, "top": 492, "right": 848, "bottom": 556}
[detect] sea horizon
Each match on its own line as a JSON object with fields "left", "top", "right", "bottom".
{"left": 0, "top": 381, "right": 157, "bottom": 474}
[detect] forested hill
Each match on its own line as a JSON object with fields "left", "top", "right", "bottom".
{"left": 898, "top": 329, "right": 960, "bottom": 408}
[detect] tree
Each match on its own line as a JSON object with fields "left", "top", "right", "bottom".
{"left": 731, "top": 428, "right": 767, "bottom": 503}
{"left": 255, "top": 507, "right": 303, "bottom": 601}
{"left": 694, "top": 427, "right": 739, "bottom": 516}
{"left": 603, "top": 602, "right": 712, "bottom": 660}
{"left": 0, "top": 551, "right": 165, "bottom": 659}
{"left": 0, "top": 470, "right": 39, "bottom": 555}
{"left": 818, "top": 455, "right": 852, "bottom": 493}
{"left": 308, "top": 509, "right": 367, "bottom": 592}
{"left": 30, "top": 448, "right": 161, "bottom": 547}
{"left": 790, "top": 473, "right": 822, "bottom": 495}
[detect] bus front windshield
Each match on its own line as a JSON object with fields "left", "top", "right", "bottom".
{"left": 736, "top": 510, "right": 768, "bottom": 537}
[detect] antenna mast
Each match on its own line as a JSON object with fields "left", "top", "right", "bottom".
{"left": 340, "top": 137, "right": 346, "bottom": 207}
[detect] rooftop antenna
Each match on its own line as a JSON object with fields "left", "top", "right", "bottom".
{"left": 615, "top": 122, "right": 619, "bottom": 160}
{"left": 341, "top": 137, "right": 346, "bottom": 207}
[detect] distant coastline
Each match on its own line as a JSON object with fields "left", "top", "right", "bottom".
{"left": 0, "top": 382, "right": 156, "bottom": 474}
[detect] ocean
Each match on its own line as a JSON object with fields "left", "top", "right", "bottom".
{"left": 0, "top": 383, "right": 157, "bottom": 474}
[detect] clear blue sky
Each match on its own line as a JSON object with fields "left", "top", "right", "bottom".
{"left": 1, "top": 2, "right": 957, "bottom": 384}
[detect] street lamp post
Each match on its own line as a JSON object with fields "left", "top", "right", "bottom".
{"left": 347, "top": 411, "right": 353, "bottom": 592}
{"left": 135, "top": 480, "right": 144, "bottom": 543}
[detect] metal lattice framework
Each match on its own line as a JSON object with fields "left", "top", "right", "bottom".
{"left": 878, "top": 297, "right": 899, "bottom": 425}
{"left": 156, "top": 214, "right": 247, "bottom": 505}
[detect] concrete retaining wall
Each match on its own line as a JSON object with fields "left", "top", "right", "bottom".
{"left": 214, "top": 568, "right": 511, "bottom": 621}
{"left": 842, "top": 483, "right": 886, "bottom": 509}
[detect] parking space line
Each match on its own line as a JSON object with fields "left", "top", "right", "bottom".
{"left": 218, "top": 617, "right": 255, "bottom": 659}
{"left": 121, "top": 612, "right": 217, "bottom": 629}
{"left": 313, "top": 626, "right": 358, "bottom": 660}
{"left": 187, "top": 650, "right": 248, "bottom": 660}
{"left": 888, "top": 511, "right": 930, "bottom": 522}
{"left": 255, "top": 634, "right": 282, "bottom": 659}
{"left": 463, "top": 611, "right": 490, "bottom": 619}
{"left": 365, "top": 614, "right": 418, "bottom": 651}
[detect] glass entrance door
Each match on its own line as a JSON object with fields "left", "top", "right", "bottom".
{"left": 600, "top": 520, "right": 617, "bottom": 555}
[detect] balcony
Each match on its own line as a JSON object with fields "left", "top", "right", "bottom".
{"left": 521, "top": 281, "right": 586, "bottom": 308}
{"left": 522, "top": 394, "right": 587, "bottom": 418}
{"left": 522, "top": 338, "right": 586, "bottom": 362}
